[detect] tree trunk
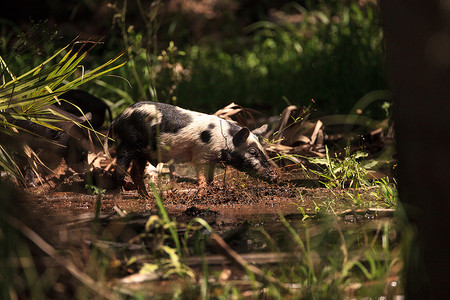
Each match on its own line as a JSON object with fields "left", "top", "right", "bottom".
{"left": 380, "top": 1, "right": 450, "bottom": 298}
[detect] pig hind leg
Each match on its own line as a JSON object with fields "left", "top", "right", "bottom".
{"left": 130, "top": 155, "right": 149, "bottom": 197}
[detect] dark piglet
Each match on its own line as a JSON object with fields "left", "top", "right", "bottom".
{"left": 109, "top": 101, "right": 276, "bottom": 196}
{"left": 4, "top": 106, "right": 95, "bottom": 185}
{"left": 58, "top": 89, "right": 112, "bottom": 129}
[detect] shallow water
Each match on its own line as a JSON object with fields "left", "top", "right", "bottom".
{"left": 22, "top": 170, "right": 401, "bottom": 298}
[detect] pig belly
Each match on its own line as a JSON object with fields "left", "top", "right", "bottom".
{"left": 145, "top": 141, "right": 194, "bottom": 164}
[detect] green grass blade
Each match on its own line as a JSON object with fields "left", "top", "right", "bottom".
{"left": 149, "top": 181, "right": 181, "bottom": 253}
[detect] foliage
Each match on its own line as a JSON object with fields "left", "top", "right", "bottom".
{"left": 272, "top": 215, "right": 400, "bottom": 299}
{"left": 1, "top": 1, "right": 386, "bottom": 118}
{"left": 0, "top": 39, "right": 125, "bottom": 184}
{"left": 0, "top": 184, "right": 44, "bottom": 299}
{"left": 309, "top": 146, "right": 377, "bottom": 189}
{"left": 186, "top": 214, "right": 402, "bottom": 299}
{"left": 372, "top": 177, "right": 398, "bottom": 207}
{"left": 126, "top": 183, "right": 212, "bottom": 280}
{"left": 303, "top": 145, "right": 398, "bottom": 208}
{"left": 175, "top": 1, "right": 385, "bottom": 114}
{"left": 92, "top": 0, "right": 188, "bottom": 116}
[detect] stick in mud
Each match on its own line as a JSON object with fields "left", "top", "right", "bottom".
{"left": 209, "top": 233, "right": 291, "bottom": 294}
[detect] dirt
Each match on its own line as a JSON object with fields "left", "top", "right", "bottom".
{"left": 6, "top": 163, "right": 400, "bottom": 299}
{"left": 23, "top": 165, "right": 388, "bottom": 224}
{"left": 19, "top": 164, "right": 393, "bottom": 259}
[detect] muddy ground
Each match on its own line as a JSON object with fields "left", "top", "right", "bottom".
{"left": 7, "top": 162, "right": 400, "bottom": 298}
{"left": 23, "top": 164, "right": 391, "bottom": 223}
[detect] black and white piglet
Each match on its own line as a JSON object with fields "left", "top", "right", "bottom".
{"left": 109, "top": 101, "right": 276, "bottom": 195}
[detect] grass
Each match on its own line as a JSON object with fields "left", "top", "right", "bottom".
{"left": 175, "top": 1, "right": 385, "bottom": 114}
{"left": 1, "top": 1, "right": 386, "bottom": 118}
{"left": 0, "top": 38, "right": 125, "bottom": 299}
{"left": 308, "top": 145, "right": 377, "bottom": 189}
{"left": 117, "top": 211, "right": 402, "bottom": 299}
{"left": 0, "top": 161, "right": 403, "bottom": 299}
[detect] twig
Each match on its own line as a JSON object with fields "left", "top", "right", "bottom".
{"left": 6, "top": 215, "right": 120, "bottom": 300}
{"left": 209, "top": 233, "right": 290, "bottom": 294}
{"left": 113, "top": 205, "right": 126, "bottom": 217}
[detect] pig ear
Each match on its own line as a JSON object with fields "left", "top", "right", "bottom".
{"left": 232, "top": 127, "right": 250, "bottom": 147}
{"left": 83, "top": 112, "right": 92, "bottom": 122}
{"left": 251, "top": 124, "right": 268, "bottom": 136}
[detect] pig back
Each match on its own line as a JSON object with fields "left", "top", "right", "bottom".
{"left": 110, "top": 102, "right": 231, "bottom": 165}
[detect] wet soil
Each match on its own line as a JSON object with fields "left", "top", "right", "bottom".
{"left": 22, "top": 165, "right": 395, "bottom": 256}
{"left": 12, "top": 165, "right": 400, "bottom": 298}
{"left": 24, "top": 165, "right": 389, "bottom": 224}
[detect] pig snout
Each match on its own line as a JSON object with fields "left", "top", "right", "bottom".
{"left": 240, "top": 153, "right": 276, "bottom": 183}
{"left": 246, "top": 157, "right": 278, "bottom": 183}
{"left": 262, "top": 167, "right": 278, "bottom": 182}
{"left": 247, "top": 166, "right": 277, "bottom": 183}
{"left": 222, "top": 126, "right": 277, "bottom": 183}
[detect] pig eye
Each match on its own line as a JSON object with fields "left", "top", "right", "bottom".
{"left": 249, "top": 148, "right": 258, "bottom": 156}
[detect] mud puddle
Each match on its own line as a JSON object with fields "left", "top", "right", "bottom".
{"left": 25, "top": 166, "right": 390, "bottom": 219}
{"left": 24, "top": 169, "right": 396, "bottom": 253}
{"left": 20, "top": 168, "right": 400, "bottom": 298}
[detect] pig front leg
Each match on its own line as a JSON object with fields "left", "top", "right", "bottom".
{"left": 195, "top": 163, "right": 216, "bottom": 188}
{"left": 115, "top": 143, "right": 149, "bottom": 197}
{"left": 114, "top": 143, "right": 134, "bottom": 187}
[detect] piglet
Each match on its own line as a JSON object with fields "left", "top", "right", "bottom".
{"left": 58, "top": 89, "right": 112, "bottom": 130}
{"left": 108, "top": 101, "right": 276, "bottom": 196}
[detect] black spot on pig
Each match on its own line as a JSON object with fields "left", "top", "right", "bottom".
{"left": 112, "top": 102, "right": 194, "bottom": 151}
{"left": 208, "top": 123, "right": 215, "bottom": 129}
{"left": 161, "top": 113, "right": 192, "bottom": 133}
{"left": 220, "top": 141, "right": 273, "bottom": 182}
{"left": 112, "top": 110, "right": 152, "bottom": 151}
{"left": 229, "top": 148, "right": 272, "bottom": 180}
{"left": 228, "top": 122, "right": 241, "bottom": 137}
{"left": 248, "top": 142, "right": 266, "bottom": 158}
{"left": 126, "top": 102, "right": 193, "bottom": 133}
{"left": 200, "top": 130, "right": 211, "bottom": 144}
{"left": 228, "top": 152, "right": 246, "bottom": 170}
{"left": 155, "top": 102, "right": 192, "bottom": 133}
{"left": 220, "top": 149, "right": 233, "bottom": 164}
{"left": 221, "top": 149, "right": 254, "bottom": 176}
{"left": 160, "top": 117, "right": 188, "bottom": 133}
{"left": 148, "top": 125, "right": 158, "bottom": 151}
